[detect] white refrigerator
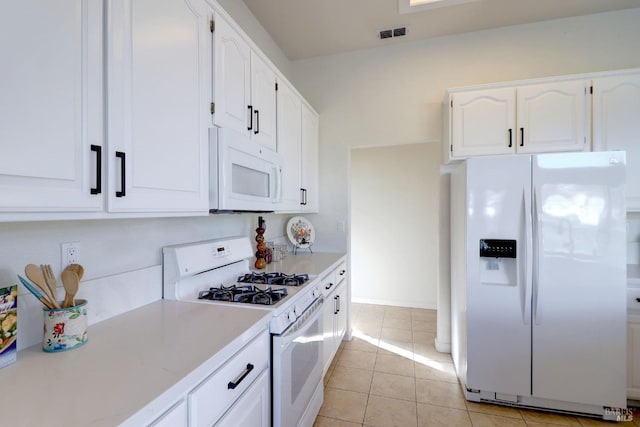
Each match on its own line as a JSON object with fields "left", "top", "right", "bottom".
{"left": 450, "top": 151, "right": 627, "bottom": 418}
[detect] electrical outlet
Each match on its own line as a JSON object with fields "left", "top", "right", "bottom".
{"left": 61, "top": 242, "right": 80, "bottom": 270}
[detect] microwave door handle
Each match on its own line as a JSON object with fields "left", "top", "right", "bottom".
{"left": 272, "top": 165, "right": 281, "bottom": 203}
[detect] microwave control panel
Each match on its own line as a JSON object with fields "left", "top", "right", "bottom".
{"left": 479, "top": 239, "right": 516, "bottom": 258}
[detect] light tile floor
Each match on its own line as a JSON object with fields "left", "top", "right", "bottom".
{"left": 314, "top": 303, "right": 638, "bottom": 427}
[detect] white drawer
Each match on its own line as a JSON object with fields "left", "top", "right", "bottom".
{"left": 189, "top": 329, "right": 270, "bottom": 427}
{"left": 628, "top": 287, "right": 640, "bottom": 313}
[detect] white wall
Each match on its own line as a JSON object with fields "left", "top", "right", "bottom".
{"left": 290, "top": 8, "right": 640, "bottom": 344}
{"left": 351, "top": 143, "right": 439, "bottom": 309}
{"left": 0, "top": 214, "right": 288, "bottom": 286}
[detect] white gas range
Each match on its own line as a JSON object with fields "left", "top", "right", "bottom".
{"left": 162, "top": 236, "right": 324, "bottom": 427}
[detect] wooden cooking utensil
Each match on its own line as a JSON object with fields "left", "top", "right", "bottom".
{"left": 41, "top": 264, "right": 62, "bottom": 309}
{"left": 67, "top": 263, "right": 84, "bottom": 281}
{"left": 61, "top": 269, "right": 79, "bottom": 308}
{"left": 25, "top": 264, "right": 59, "bottom": 308}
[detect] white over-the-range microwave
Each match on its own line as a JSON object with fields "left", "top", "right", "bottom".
{"left": 209, "top": 127, "right": 282, "bottom": 212}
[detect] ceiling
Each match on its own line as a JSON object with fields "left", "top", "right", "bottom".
{"left": 242, "top": 0, "right": 640, "bottom": 60}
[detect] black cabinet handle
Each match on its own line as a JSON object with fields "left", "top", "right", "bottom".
{"left": 336, "top": 295, "right": 340, "bottom": 313}
{"left": 339, "top": 270, "right": 346, "bottom": 276}
{"left": 254, "top": 110, "right": 260, "bottom": 135}
{"left": 325, "top": 282, "right": 333, "bottom": 290}
{"left": 300, "top": 188, "right": 305, "bottom": 205}
{"left": 520, "top": 128, "right": 524, "bottom": 147}
{"left": 334, "top": 295, "right": 339, "bottom": 314}
{"left": 508, "top": 129, "right": 513, "bottom": 148}
{"left": 228, "top": 363, "right": 254, "bottom": 390}
{"left": 300, "top": 188, "right": 307, "bottom": 205}
{"left": 90, "top": 144, "right": 102, "bottom": 195}
{"left": 115, "top": 151, "right": 126, "bottom": 197}
{"left": 636, "top": 298, "right": 640, "bottom": 303}
{"left": 247, "top": 105, "right": 253, "bottom": 131}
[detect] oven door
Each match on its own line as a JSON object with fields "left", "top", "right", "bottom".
{"left": 272, "top": 298, "right": 324, "bottom": 427}
{"left": 211, "top": 127, "right": 282, "bottom": 212}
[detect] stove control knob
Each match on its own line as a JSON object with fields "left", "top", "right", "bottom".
{"left": 287, "top": 311, "right": 296, "bottom": 322}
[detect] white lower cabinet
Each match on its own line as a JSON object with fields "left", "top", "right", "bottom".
{"left": 215, "top": 369, "right": 270, "bottom": 427}
{"left": 149, "top": 399, "right": 187, "bottom": 427}
{"left": 322, "top": 260, "right": 348, "bottom": 374}
{"left": 629, "top": 314, "right": 640, "bottom": 400}
{"left": 189, "top": 329, "right": 269, "bottom": 427}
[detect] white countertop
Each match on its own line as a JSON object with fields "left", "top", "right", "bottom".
{"left": 1, "top": 251, "right": 346, "bottom": 426}
{"left": 259, "top": 252, "right": 346, "bottom": 278}
{"left": 0, "top": 300, "right": 271, "bottom": 426}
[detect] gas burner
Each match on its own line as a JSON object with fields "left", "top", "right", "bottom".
{"left": 237, "top": 272, "right": 280, "bottom": 284}
{"left": 237, "top": 272, "right": 310, "bottom": 287}
{"left": 198, "top": 284, "right": 288, "bottom": 305}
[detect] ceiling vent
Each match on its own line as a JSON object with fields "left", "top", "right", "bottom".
{"left": 379, "top": 27, "right": 407, "bottom": 39}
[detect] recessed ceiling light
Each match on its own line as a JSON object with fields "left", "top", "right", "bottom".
{"left": 399, "top": 0, "right": 480, "bottom": 14}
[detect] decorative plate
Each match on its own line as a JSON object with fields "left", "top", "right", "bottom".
{"left": 287, "top": 216, "right": 315, "bottom": 248}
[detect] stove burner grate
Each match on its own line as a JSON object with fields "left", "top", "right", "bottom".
{"left": 237, "top": 272, "right": 309, "bottom": 287}
{"left": 198, "top": 284, "right": 288, "bottom": 305}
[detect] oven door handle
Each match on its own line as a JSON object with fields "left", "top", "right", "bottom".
{"left": 277, "top": 298, "right": 323, "bottom": 350}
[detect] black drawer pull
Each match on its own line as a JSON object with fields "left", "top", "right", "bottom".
{"left": 254, "top": 109, "right": 260, "bottom": 135}
{"left": 228, "top": 363, "right": 254, "bottom": 390}
{"left": 325, "top": 282, "right": 334, "bottom": 290}
{"left": 508, "top": 129, "right": 513, "bottom": 148}
{"left": 636, "top": 298, "right": 640, "bottom": 303}
{"left": 520, "top": 127, "right": 524, "bottom": 147}
{"left": 90, "top": 144, "right": 102, "bottom": 195}
{"left": 339, "top": 270, "right": 346, "bottom": 276}
{"left": 247, "top": 105, "right": 253, "bottom": 131}
{"left": 115, "top": 151, "right": 126, "bottom": 197}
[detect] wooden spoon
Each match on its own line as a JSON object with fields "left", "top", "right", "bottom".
{"left": 67, "top": 263, "right": 84, "bottom": 280}
{"left": 25, "top": 264, "right": 59, "bottom": 308}
{"left": 61, "top": 270, "right": 79, "bottom": 308}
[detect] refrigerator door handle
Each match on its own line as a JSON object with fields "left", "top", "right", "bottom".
{"left": 532, "top": 187, "right": 542, "bottom": 325}
{"left": 522, "top": 189, "right": 532, "bottom": 325}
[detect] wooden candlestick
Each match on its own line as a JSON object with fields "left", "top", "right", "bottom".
{"left": 255, "top": 216, "right": 267, "bottom": 269}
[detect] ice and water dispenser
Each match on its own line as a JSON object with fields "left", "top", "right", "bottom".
{"left": 479, "top": 239, "right": 517, "bottom": 285}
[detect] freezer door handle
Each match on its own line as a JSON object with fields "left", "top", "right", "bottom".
{"left": 532, "top": 187, "right": 542, "bottom": 325}
{"left": 522, "top": 189, "right": 532, "bottom": 325}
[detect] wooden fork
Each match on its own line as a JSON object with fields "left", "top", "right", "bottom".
{"left": 41, "top": 264, "right": 61, "bottom": 309}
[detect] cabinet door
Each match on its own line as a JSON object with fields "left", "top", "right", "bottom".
{"left": 106, "top": 0, "right": 210, "bottom": 213}
{"left": 322, "top": 289, "right": 337, "bottom": 375}
{"left": 451, "top": 88, "right": 516, "bottom": 158}
{"left": 250, "top": 52, "right": 277, "bottom": 151}
{"left": 215, "top": 369, "right": 270, "bottom": 427}
{"left": 213, "top": 14, "right": 251, "bottom": 135}
{"left": 301, "top": 104, "right": 320, "bottom": 212}
{"left": 628, "top": 320, "right": 640, "bottom": 400}
{"left": 517, "top": 80, "right": 589, "bottom": 154}
{"left": 149, "top": 399, "right": 187, "bottom": 427}
{"left": 593, "top": 73, "right": 640, "bottom": 211}
{"left": 335, "top": 281, "right": 348, "bottom": 343}
{"left": 0, "top": 0, "right": 103, "bottom": 213}
{"left": 277, "top": 81, "right": 302, "bottom": 211}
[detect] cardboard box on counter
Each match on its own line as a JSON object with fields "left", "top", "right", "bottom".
{"left": 0, "top": 285, "right": 18, "bottom": 368}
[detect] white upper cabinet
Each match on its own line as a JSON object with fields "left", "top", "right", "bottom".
{"left": 448, "top": 79, "right": 590, "bottom": 160}
{"left": 301, "top": 104, "right": 320, "bottom": 212}
{"left": 0, "top": 0, "right": 103, "bottom": 213}
{"left": 213, "top": 14, "right": 277, "bottom": 152}
{"left": 592, "top": 72, "right": 640, "bottom": 211}
{"left": 250, "top": 53, "right": 277, "bottom": 151}
{"left": 277, "top": 81, "right": 302, "bottom": 211}
{"left": 213, "top": 16, "right": 251, "bottom": 135}
{"left": 451, "top": 88, "right": 516, "bottom": 158}
{"left": 106, "top": 0, "right": 210, "bottom": 213}
{"left": 516, "top": 80, "right": 590, "bottom": 154}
